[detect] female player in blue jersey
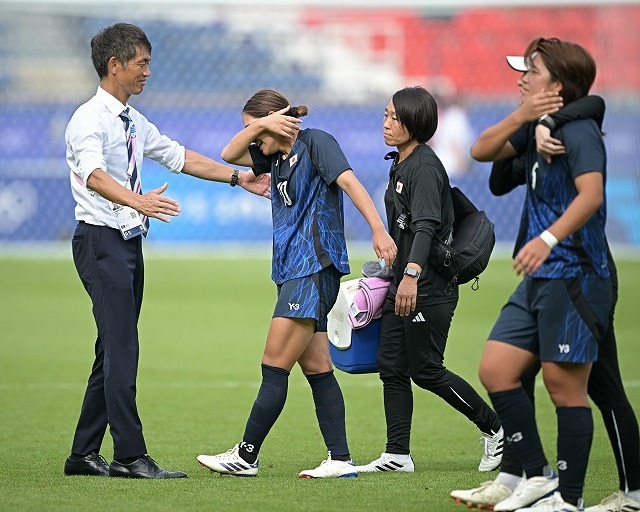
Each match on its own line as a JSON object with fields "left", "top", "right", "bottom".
{"left": 196, "top": 88, "right": 397, "bottom": 478}
{"left": 467, "top": 38, "right": 612, "bottom": 512}
{"left": 452, "top": 104, "right": 640, "bottom": 512}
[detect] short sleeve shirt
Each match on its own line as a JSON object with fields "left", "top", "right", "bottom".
{"left": 249, "top": 128, "right": 351, "bottom": 284}
{"left": 509, "top": 119, "right": 609, "bottom": 278}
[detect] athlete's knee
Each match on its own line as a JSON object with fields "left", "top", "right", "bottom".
{"left": 299, "top": 356, "right": 333, "bottom": 375}
{"left": 544, "top": 378, "right": 589, "bottom": 407}
{"left": 479, "top": 359, "right": 517, "bottom": 392}
{"left": 410, "top": 364, "right": 449, "bottom": 391}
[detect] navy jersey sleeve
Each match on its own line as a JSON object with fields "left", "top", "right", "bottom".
{"left": 562, "top": 120, "right": 605, "bottom": 179}
{"left": 508, "top": 124, "right": 530, "bottom": 155}
{"left": 306, "top": 129, "right": 351, "bottom": 184}
{"left": 248, "top": 144, "right": 272, "bottom": 175}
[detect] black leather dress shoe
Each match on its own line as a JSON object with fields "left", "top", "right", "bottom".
{"left": 109, "top": 455, "right": 188, "bottom": 479}
{"left": 64, "top": 452, "right": 110, "bottom": 476}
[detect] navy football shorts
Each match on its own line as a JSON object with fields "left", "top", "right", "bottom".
{"left": 489, "top": 274, "right": 611, "bottom": 363}
{"left": 273, "top": 265, "right": 342, "bottom": 332}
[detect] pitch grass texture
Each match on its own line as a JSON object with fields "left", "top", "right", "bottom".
{"left": 1, "top": 255, "right": 638, "bottom": 511}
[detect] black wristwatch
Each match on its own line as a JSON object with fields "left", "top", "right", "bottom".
{"left": 229, "top": 168, "right": 240, "bottom": 187}
{"left": 403, "top": 267, "right": 421, "bottom": 279}
{"left": 538, "top": 114, "right": 556, "bottom": 130}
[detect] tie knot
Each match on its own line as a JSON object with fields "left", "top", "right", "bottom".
{"left": 119, "top": 108, "right": 132, "bottom": 130}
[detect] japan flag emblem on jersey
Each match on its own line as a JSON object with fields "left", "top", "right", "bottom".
{"left": 289, "top": 153, "right": 297, "bottom": 168}
{"left": 396, "top": 181, "right": 404, "bottom": 193}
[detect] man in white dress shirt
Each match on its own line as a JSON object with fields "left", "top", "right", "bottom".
{"left": 63, "top": 22, "right": 277, "bottom": 479}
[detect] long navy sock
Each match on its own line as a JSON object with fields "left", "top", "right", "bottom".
{"left": 489, "top": 387, "right": 548, "bottom": 477}
{"left": 306, "top": 370, "right": 350, "bottom": 460}
{"left": 239, "top": 364, "right": 290, "bottom": 463}
{"left": 557, "top": 407, "right": 593, "bottom": 505}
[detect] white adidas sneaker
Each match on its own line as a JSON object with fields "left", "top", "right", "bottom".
{"left": 479, "top": 427, "right": 504, "bottom": 472}
{"left": 354, "top": 452, "right": 415, "bottom": 473}
{"left": 299, "top": 457, "right": 357, "bottom": 479}
{"left": 515, "top": 491, "right": 584, "bottom": 511}
{"left": 585, "top": 490, "right": 640, "bottom": 512}
{"left": 451, "top": 478, "right": 515, "bottom": 509}
{"left": 197, "top": 445, "right": 258, "bottom": 477}
{"left": 494, "top": 472, "right": 559, "bottom": 511}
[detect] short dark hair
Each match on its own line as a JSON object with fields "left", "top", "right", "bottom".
{"left": 391, "top": 86, "right": 438, "bottom": 143}
{"left": 524, "top": 37, "right": 596, "bottom": 104}
{"left": 243, "top": 89, "right": 308, "bottom": 119}
{"left": 90, "top": 23, "right": 152, "bottom": 79}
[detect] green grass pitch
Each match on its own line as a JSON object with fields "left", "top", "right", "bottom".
{"left": 0, "top": 253, "right": 637, "bottom": 511}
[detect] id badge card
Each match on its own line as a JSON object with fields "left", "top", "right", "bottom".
{"left": 109, "top": 201, "right": 147, "bottom": 240}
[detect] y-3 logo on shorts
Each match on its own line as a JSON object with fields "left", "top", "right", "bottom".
{"left": 289, "top": 303, "right": 300, "bottom": 310}
{"left": 558, "top": 344, "right": 571, "bottom": 354}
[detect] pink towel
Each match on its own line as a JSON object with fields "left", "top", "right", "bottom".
{"left": 348, "top": 277, "right": 391, "bottom": 329}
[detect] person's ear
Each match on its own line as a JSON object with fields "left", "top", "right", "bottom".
{"left": 551, "top": 80, "right": 563, "bottom": 94}
{"left": 108, "top": 56, "right": 120, "bottom": 75}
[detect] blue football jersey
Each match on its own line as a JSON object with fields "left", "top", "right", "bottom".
{"left": 510, "top": 120, "right": 609, "bottom": 278}
{"left": 249, "top": 128, "right": 351, "bottom": 284}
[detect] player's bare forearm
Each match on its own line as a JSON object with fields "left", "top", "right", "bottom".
{"left": 471, "top": 113, "right": 522, "bottom": 162}
{"left": 221, "top": 128, "right": 258, "bottom": 167}
{"left": 336, "top": 170, "right": 397, "bottom": 266}
{"left": 545, "top": 172, "right": 603, "bottom": 243}
{"left": 514, "top": 172, "right": 603, "bottom": 277}
{"left": 472, "top": 91, "right": 562, "bottom": 162}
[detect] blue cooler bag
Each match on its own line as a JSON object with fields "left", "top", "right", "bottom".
{"left": 327, "top": 279, "right": 381, "bottom": 374}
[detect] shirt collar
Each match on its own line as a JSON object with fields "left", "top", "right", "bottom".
{"left": 96, "top": 86, "right": 129, "bottom": 118}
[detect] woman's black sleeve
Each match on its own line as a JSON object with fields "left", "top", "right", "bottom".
{"left": 489, "top": 156, "right": 526, "bottom": 196}
{"left": 542, "top": 95, "right": 605, "bottom": 130}
{"left": 407, "top": 220, "right": 435, "bottom": 271}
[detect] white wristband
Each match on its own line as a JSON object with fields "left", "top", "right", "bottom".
{"left": 539, "top": 230, "right": 559, "bottom": 249}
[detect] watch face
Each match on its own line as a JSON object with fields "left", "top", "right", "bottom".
{"left": 405, "top": 267, "right": 419, "bottom": 278}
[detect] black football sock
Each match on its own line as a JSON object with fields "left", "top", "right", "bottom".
{"left": 557, "top": 406, "right": 593, "bottom": 506}
{"left": 501, "top": 441, "right": 524, "bottom": 477}
{"left": 489, "top": 387, "right": 548, "bottom": 477}
{"left": 239, "top": 363, "right": 290, "bottom": 464}
{"left": 306, "top": 370, "right": 350, "bottom": 461}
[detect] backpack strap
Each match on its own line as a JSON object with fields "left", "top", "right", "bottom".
{"left": 392, "top": 185, "right": 416, "bottom": 233}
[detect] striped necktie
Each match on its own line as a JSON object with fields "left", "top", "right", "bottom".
{"left": 119, "top": 108, "right": 149, "bottom": 234}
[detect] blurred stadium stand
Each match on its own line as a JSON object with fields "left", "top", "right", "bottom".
{"left": 1, "top": 2, "right": 639, "bottom": 251}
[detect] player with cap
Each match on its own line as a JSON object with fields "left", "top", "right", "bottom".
{"left": 451, "top": 61, "right": 640, "bottom": 512}
{"left": 453, "top": 37, "right": 611, "bottom": 512}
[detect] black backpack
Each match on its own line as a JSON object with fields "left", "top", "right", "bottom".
{"left": 393, "top": 186, "right": 495, "bottom": 291}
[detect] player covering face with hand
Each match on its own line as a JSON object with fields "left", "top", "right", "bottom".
{"left": 197, "top": 88, "right": 397, "bottom": 478}
{"left": 462, "top": 37, "right": 611, "bottom": 512}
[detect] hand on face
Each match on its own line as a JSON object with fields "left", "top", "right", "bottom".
{"left": 518, "top": 89, "right": 563, "bottom": 123}
{"left": 260, "top": 106, "right": 302, "bottom": 140}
